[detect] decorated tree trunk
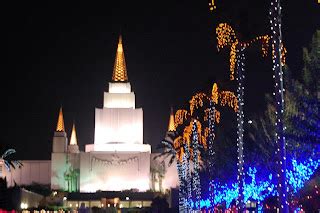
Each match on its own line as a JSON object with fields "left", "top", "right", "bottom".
{"left": 236, "top": 48, "right": 246, "bottom": 212}
{"left": 208, "top": 100, "right": 216, "bottom": 209}
{"left": 270, "top": 0, "right": 289, "bottom": 212}
{"left": 192, "top": 120, "right": 201, "bottom": 210}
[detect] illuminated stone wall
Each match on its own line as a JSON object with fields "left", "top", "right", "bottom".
{"left": 51, "top": 153, "right": 68, "bottom": 190}
{"left": 2, "top": 160, "right": 51, "bottom": 187}
{"left": 150, "top": 153, "right": 179, "bottom": 192}
{"left": 104, "top": 83, "right": 135, "bottom": 109}
{"left": 79, "top": 152, "right": 150, "bottom": 192}
{"left": 94, "top": 108, "right": 143, "bottom": 145}
{"left": 93, "top": 82, "right": 143, "bottom": 147}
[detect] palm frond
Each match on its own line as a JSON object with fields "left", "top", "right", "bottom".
{"left": 1, "top": 149, "right": 16, "bottom": 159}
{"left": 4, "top": 161, "right": 12, "bottom": 172}
{"left": 13, "top": 160, "right": 23, "bottom": 168}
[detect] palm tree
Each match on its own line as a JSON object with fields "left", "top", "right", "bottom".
{"left": 0, "top": 148, "right": 22, "bottom": 188}
{"left": 155, "top": 131, "right": 190, "bottom": 212}
{"left": 0, "top": 149, "right": 22, "bottom": 172}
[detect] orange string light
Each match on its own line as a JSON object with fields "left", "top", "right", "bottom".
{"left": 211, "top": 83, "right": 219, "bottom": 104}
{"left": 175, "top": 109, "right": 188, "bottom": 128}
{"left": 189, "top": 93, "right": 209, "bottom": 115}
{"left": 215, "top": 23, "right": 287, "bottom": 80}
{"left": 173, "top": 83, "right": 239, "bottom": 163}
{"left": 219, "top": 91, "right": 239, "bottom": 112}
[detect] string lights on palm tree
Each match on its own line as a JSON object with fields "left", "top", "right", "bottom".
{"left": 172, "top": 83, "right": 238, "bottom": 211}
{"left": 215, "top": 22, "right": 288, "bottom": 211}
{"left": 269, "top": 0, "right": 289, "bottom": 212}
{"left": 156, "top": 134, "right": 188, "bottom": 212}
{"left": 215, "top": 20, "right": 288, "bottom": 211}
{"left": 208, "top": 0, "right": 217, "bottom": 11}
{"left": 159, "top": 83, "right": 238, "bottom": 211}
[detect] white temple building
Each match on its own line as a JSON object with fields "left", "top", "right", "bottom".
{"left": 1, "top": 36, "right": 178, "bottom": 194}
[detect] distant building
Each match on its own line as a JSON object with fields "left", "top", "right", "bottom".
{"left": 0, "top": 36, "right": 178, "bottom": 196}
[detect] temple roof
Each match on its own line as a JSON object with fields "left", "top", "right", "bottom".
{"left": 70, "top": 122, "right": 77, "bottom": 145}
{"left": 168, "top": 107, "right": 176, "bottom": 132}
{"left": 112, "top": 35, "right": 128, "bottom": 82}
{"left": 56, "top": 107, "right": 65, "bottom": 132}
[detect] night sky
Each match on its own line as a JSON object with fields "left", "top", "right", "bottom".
{"left": 3, "top": 1, "right": 320, "bottom": 160}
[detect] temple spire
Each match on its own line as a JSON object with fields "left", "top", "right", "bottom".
{"left": 56, "top": 107, "right": 65, "bottom": 132}
{"left": 70, "top": 122, "right": 78, "bottom": 145}
{"left": 112, "top": 35, "right": 128, "bottom": 82}
{"left": 168, "top": 107, "right": 176, "bottom": 132}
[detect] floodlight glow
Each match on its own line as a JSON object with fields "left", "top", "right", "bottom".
{"left": 94, "top": 108, "right": 143, "bottom": 146}
{"left": 108, "top": 83, "right": 131, "bottom": 93}
{"left": 81, "top": 177, "right": 150, "bottom": 192}
{"left": 85, "top": 143, "right": 151, "bottom": 152}
{"left": 20, "top": 203, "right": 28, "bottom": 209}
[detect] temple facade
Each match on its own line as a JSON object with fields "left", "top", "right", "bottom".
{"left": 1, "top": 36, "right": 178, "bottom": 194}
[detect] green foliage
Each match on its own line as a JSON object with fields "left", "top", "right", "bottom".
{"left": 302, "top": 30, "right": 320, "bottom": 95}
{"left": 151, "top": 196, "right": 169, "bottom": 213}
{"left": 248, "top": 29, "right": 320, "bottom": 166}
{"left": 22, "top": 182, "right": 52, "bottom": 196}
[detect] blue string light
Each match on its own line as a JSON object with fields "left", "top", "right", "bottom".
{"left": 192, "top": 156, "right": 320, "bottom": 210}
{"left": 191, "top": 120, "right": 202, "bottom": 210}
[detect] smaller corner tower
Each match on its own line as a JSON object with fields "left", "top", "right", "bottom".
{"left": 167, "top": 107, "right": 176, "bottom": 132}
{"left": 164, "top": 107, "right": 176, "bottom": 143}
{"left": 51, "top": 107, "right": 69, "bottom": 190}
{"left": 68, "top": 122, "right": 79, "bottom": 153}
{"left": 52, "top": 107, "right": 68, "bottom": 153}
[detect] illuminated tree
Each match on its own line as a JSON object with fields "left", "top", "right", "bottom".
{"left": 269, "top": 0, "right": 288, "bottom": 210}
{"left": 207, "top": 100, "right": 216, "bottom": 209}
{"left": 246, "top": 30, "right": 320, "bottom": 211}
{"left": 172, "top": 83, "right": 238, "bottom": 211}
{"left": 293, "top": 30, "right": 320, "bottom": 147}
{"left": 158, "top": 82, "right": 238, "bottom": 211}
{"left": 215, "top": 22, "right": 280, "bottom": 211}
{"left": 156, "top": 133, "right": 188, "bottom": 212}
{"left": 190, "top": 120, "right": 202, "bottom": 210}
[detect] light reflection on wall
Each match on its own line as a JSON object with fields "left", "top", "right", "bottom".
{"left": 94, "top": 108, "right": 143, "bottom": 146}
{"left": 80, "top": 170, "right": 150, "bottom": 192}
{"left": 104, "top": 82, "right": 135, "bottom": 108}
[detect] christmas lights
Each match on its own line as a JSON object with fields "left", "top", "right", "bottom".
{"left": 270, "top": 0, "right": 289, "bottom": 211}
{"left": 169, "top": 83, "right": 239, "bottom": 212}
{"left": 208, "top": 0, "right": 216, "bottom": 11}
{"left": 235, "top": 48, "right": 246, "bottom": 212}
{"left": 219, "top": 91, "right": 239, "bottom": 112}
{"left": 216, "top": 23, "right": 274, "bottom": 80}
{"left": 193, "top": 157, "right": 320, "bottom": 210}
{"left": 207, "top": 100, "right": 216, "bottom": 210}
{"left": 189, "top": 92, "right": 207, "bottom": 115}
{"left": 174, "top": 109, "right": 188, "bottom": 128}
{"left": 215, "top": 21, "right": 289, "bottom": 211}
{"left": 191, "top": 120, "right": 202, "bottom": 210}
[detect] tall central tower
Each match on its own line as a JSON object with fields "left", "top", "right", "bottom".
{"left": 80, "top": 36, "right": 151, "bottom": 192}
{"left": 86, "top": 36, "right": 150, "bottom": 153}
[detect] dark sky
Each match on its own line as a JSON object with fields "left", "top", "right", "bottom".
{"left": 3, "top": 1, "right": 320, "bottom": 160}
